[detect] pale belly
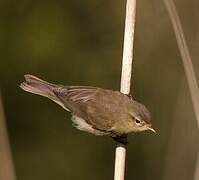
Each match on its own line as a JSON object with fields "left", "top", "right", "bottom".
{"left": 71, "top": 115, "right": 108, "bottom": 136}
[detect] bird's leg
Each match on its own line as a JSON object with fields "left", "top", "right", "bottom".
{"left": 126, "top": 94, "right": 134, "bottom": 100}
{"left": 112, "top": 135, "right": 128, "bottom": 145}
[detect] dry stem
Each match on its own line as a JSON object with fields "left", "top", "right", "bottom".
{"left": 114, "top": 0, "right": 137, "bottom": 180}
{"left": 0, "top": 94, "right": 16, "bottom": 180}
{"left": 163, "top": 0, "right": 199, "bottom": 180}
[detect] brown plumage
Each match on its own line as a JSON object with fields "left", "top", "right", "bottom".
{"left": 20, "top": 75, "right": 155, "bottom": 138}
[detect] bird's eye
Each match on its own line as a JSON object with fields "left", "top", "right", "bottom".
{"left": 135, "top": 119, "right": 141, "bottom": 124}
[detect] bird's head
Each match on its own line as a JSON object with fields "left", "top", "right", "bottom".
{"left": 128, "top": 100, "right": 156, "bottom": 133}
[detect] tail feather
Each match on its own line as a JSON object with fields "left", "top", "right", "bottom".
{"left": 20, "top": 74, "right": 58, "bottom": 99}
{"left": 20, "top": 74, "right": 71, "bottom": 111}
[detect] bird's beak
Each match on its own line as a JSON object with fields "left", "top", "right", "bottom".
{"left": 148, "top": 127, "right": 157, "bottom": 134}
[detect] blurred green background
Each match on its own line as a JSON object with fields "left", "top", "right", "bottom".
{"left": 0, "top": 0, "right": 199, "bottom": 180}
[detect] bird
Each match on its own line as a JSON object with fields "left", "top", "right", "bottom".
{"left": 20, "top": 74, "right": 155, "bottom": 143}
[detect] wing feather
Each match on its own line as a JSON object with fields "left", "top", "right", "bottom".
{"left": 54, "top": 86, "right": 99, "bottom": 102}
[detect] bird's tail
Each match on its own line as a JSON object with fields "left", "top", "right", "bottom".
{"left": 20, "top": 74, "right": 58, "bottom": 99}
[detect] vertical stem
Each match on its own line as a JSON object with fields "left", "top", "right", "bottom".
{"left": 163, "top": 1, "right": 199, "bottom": 180}
{"left": 120, "top": 0, "right": 137, "bottom": 94}
{"left": 163, "top": 0, "right": 199, "bottom": 124}
{"left": 0, "top": 94, "right": 16, "bottom": 180}
{"left": 114, "top": 0, "right": 137, "bottom": 180}
{"left": 114, "top": 144, "right": 127, "bottom": 180}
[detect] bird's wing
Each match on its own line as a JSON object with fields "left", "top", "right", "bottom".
{"left": 54, "top": 86, "right": 117, "bottom": 134}
{"left": 53, "top": 86, "right": 99, "bottom": 103}
{"left": 52, "top": 86, "right": 100, "bottom": 117}
{"left": 53, "top": 86, "right": 103, "bottom": 128}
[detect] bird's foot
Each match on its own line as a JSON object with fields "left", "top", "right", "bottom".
{"left": 112, "top": 135, "right": 128, "bottom": 145}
